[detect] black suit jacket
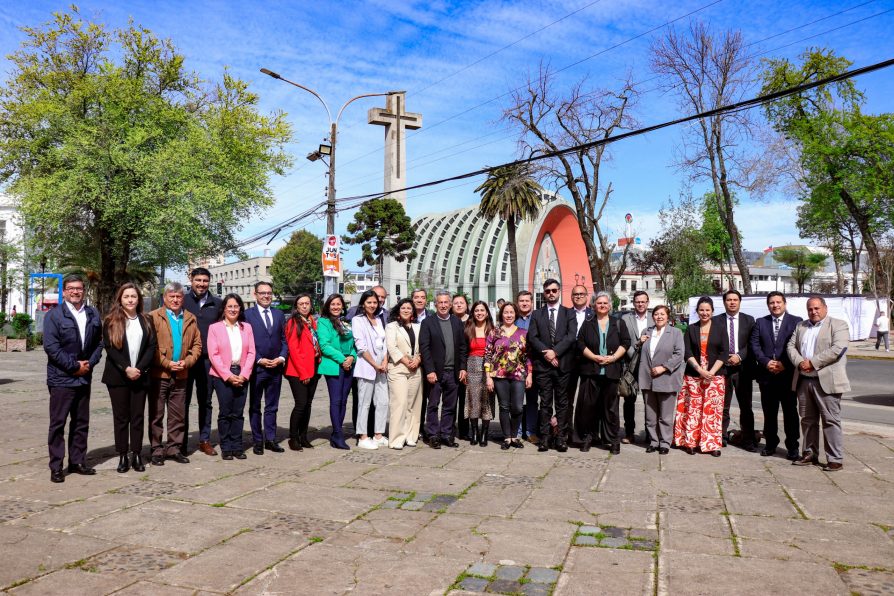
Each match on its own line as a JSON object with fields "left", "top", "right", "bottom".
{"left": 749, "top": 312, "right": 803, "bottom": 385}
{"left": 577, "top": 317, "right": 631, "bottom": 379}
{"left": 419, "top": 314, "right": 468, "bottom": 381}
{"left": 528, "top": 304, "right": 578, "bottom": 373}
{"left": 714, "top": 311, "right": 756, "bottom": 376}
{"left": 684, "top": 320, "right": 729, "bottom": 377}
{"left": 101, "top": 316, "right": 157, "bottom": 387}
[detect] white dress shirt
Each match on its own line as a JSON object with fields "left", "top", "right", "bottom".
{"left": 574, "top": 307, "right": 587, "bottom": 337}
{"left": 799, "top": 319, "right": 824, "bottom": 377}
{"left": 125, "top": 316, "right": 143, "bottom": 367}
{"left": 225, "top": 321, "right": 243, "bottom": 366}
{"left": 65, "top": 300, "right": 88, "bottom": 348}
{"left": 649, "top": 325, "right": 666, "bottom": 359}
{"left": 634, "top": 313, "right": 649, "bottom": 337}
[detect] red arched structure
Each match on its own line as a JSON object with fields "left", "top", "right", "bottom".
{"left": 527, "top": 204, "right": 590, "bottom": 305}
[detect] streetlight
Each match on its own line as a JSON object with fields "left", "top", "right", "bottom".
{"left": 260, "top": 68, "right": 401, "bottom": 297}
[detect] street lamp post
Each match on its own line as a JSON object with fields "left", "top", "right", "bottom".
{"left": 260, "top": 68, "right": 399, "bottom": 297}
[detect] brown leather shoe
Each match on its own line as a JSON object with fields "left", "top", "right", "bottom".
{"left": 198, "top": 441, "right": 218, "bottom": 456}
{"left": 792, "top": 453, "right": 819, "bottom": 466}
{"left": 823, "top": 462, "right": 843, "bottom": 471}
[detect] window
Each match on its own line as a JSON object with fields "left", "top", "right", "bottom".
{"left": 656, "top": 280, "right": 663, "bottom": 290}
{"left": 620, "top": 280, "right": 627, "bottom": 292}
{"left": 644, "top": 281, "right": 649, "bottom": 289}
{"left": 631, "top": 281, "right": 637, "bottom": 292}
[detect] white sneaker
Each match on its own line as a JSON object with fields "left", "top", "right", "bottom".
{"left": 406, "top": 440, "right": 417, "bottom": 447}
{"left": 375, "top": 436, "right": 389, "bottom": 447}
{"left": 358, "top": 437, "right": 378, "bottom": 450}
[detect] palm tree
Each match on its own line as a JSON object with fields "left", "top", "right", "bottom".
{"left": 476, "top": 164, "right": 542, "bottom": 297}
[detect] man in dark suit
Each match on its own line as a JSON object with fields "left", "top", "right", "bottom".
{"left": 419, "top": 290, "right": 468, "bottom": 449}
{"left": 245, "top": 281, "right": 289, "bottom": 454}
{"left": 749, "top": 291, "right": 802, "bottom": 460}
{"left": 565, "top": 285, "right": 593, "bottom": 444}
{"left": 183, "top": 267, "right": 222, "bottom": 456}
{"left": 43, "top": 274, "right": 104, "bottom": 483}
{"left": 528, "top": 278, "right": 578, "bottom": 452}
{"left": 715, "top": 289, "right": 757, "bottom": 451}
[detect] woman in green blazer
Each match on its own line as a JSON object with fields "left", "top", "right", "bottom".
{"left": 317, "top": 294, "right": 356, "bottom": 449}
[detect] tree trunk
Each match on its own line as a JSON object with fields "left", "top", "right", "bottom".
{"left": 852, "top": 239, "right": 863, "bottom": 294}
{"left": 507, "top": 218, "right": 520, "bottom": 297}
{"left": 838, "top": 188, "right": 883, "bottom": 295}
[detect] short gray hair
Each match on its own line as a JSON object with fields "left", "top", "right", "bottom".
{"left": 807, "top": 295, "right": 827, "bottom": 306}
{"left": 163, "top": 282, "right": 184, "bottom": 295}
{"left": 435, "top": 289, "right": 452, "bottom": 300}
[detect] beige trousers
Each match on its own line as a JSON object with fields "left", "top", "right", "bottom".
{"left": 387, "top": 366, "right": 423, "bottom": 448}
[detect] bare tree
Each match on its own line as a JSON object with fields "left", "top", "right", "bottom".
{"left": 503, "top": 63, "right": 637, "bottom": 293}
{"left": 651, "top": 21, "right": 775, "bottom": 295}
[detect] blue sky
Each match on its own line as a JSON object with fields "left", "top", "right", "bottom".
{"left": 2, "top": 0, "right": 893, "bottom": 266}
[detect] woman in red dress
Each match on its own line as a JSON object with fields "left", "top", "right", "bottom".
{"left": 674, "top": 296, "right": 728, "bottom": 456}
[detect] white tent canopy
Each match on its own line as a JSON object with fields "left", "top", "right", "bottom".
{"left": 686, "top": 295, "right": 882, "bottom": 341}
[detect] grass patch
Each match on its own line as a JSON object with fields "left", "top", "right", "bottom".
{"left": 871, "top": 522, "right": 892, "bottom": 533}
{"left": 210, "top": 502, "right": 227, "bottom": 507}
{"left": 779, "top": 486, "right": 808, "bottom": 520}
{"left": 832, "top": 562, "right": 894, "bottom": 574}
{"left": 308, "top": 536, "right": 323, "bottom": 543}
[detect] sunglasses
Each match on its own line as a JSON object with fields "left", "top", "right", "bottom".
{"left": 544, "top": 288, "right": 559, "bottom": 294}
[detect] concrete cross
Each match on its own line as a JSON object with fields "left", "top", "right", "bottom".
{"left": 368, "top": 92, "right": 422, "bottom": 205}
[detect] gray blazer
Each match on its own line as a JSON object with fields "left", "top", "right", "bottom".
{"left": 786, "top": 316, "right": 851, "bottom": 394}
{"left": 638, "top": 325, "right": 685, "bottom": 393}
{"left": 621, "top": 311, "right": 653, "bottom": 365}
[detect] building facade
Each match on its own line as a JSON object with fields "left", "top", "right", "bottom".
{"left": 206, "top": 255, "right": 273, "bottom": 308}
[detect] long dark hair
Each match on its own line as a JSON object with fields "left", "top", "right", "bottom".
{"left": 389, "top": 298, "right": 417, "bottom": 325}
{"left": 464, "top": 300, "right": 494, "bottom": 344}
{"left": 357, "top": 290, "right": 379, "bottom": 321}
{"left": 104, "top": 282, "right": 146, "bottom": 350}
{"left": 289, "top": 293, "right": 315, "bottom": 339}
{"left": 321, "top": 293, "right": 348, "bottom": 335}
{"left": 217, "top": 293, "right": 246, "bottom": 327}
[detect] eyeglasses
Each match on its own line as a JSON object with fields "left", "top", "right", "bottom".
{"left": 544, "top": 288, "right": 559, "bottom": 294}
{"left": 572, "top": 293, "right": 586, "bottom": 297}
{"left": 256, "top": 291, "right": 273, "bottom": 296}
{"left": 65, "top": 287, "right": 85, "bottom": 292}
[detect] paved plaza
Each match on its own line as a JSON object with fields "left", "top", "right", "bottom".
{"left": 1, "top": 349, "right": 893, "bottom": 595}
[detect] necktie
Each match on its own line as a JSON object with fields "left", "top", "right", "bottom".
{"left": 264, "top": 309, "right": 272, "bottom": 331}
{"left": 729, "top": 316, "right": 735, "bottom": 354}
{"left": 549, "top": 308, "right": 556, "bottom": 343}
{"left": 772, "top": 317, "right": 779, "bottom": 342}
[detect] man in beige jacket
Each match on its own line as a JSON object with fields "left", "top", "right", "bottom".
{"left": 786, "top": 296, "right": 850, "bottom": 471}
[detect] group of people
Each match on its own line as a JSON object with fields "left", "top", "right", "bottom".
{"left": 43, "top": 270, "right": 852, "bottom": 484}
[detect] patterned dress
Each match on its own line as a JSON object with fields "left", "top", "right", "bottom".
{"left": 673, "top": 331, "right": 725, "bottom": 452}
{"left": 465, "top": 336, "right": 493, "bottom": 420}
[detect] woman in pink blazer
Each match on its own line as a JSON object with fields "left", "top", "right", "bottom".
{"left": 208, "top": 294, "right": 256, "bottom": 460}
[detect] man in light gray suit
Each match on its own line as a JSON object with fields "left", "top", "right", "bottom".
{"left": 786, "top": 296, "right": 850, "bottom": 471}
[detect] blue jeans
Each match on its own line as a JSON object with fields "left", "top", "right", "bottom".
{"left": 326, "top": 368, "right": 353, "bottom": 443}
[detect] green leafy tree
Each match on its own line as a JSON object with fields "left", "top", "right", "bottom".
{"left": 761, "top": 48, "right": 894, "bottom": 298}
{"left": 0, "top": 8, "right": 292, "bottom": 312}
{"left": 796, "top": 188, "right": 862, "bottom": 293}
{"left": 342, "top": 198, "right": 416, "bottom": 284}
{"left": 773, "top": 247, "right": 827, "bottom": 293}
{"left": 270, "top": 230, "right": 322, "bottom": 298}
{"left": 700, "top": 192, "right": 735, "bottom": 289}
{"left": 475, "top": 164, "right": 542, "bottom": 296}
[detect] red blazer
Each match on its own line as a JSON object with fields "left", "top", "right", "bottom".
{"left": 207, "top": 320, "right": 256, "bottom": 379}
{"left": 285, "top": 317, "right": 321, "bottom": 380}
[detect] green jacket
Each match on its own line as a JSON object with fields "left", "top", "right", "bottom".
{"left": 317, "top": 317, "right": 357, "bottom": 376}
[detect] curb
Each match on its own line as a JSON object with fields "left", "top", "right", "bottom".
{"left": 848, "top": 354, "right": 894, "bottom": 361}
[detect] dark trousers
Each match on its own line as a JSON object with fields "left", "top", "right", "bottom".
{"left": 249, "top": 367, "right": 283, "bottom": 444}
{"left": 759, "top": 380, "right": 800, "bottom": 453}
{"left": 419, "top": 380, "right": 431, "bottom": 438}
{"left": 326, "top": 369, "right": 352, "bottom": 442}
{"left": 722, "top": 366, "right": 755, "bottom": 446}
{"left": 537, "top": 367, "right": 569, "bottom": 440}
{"left": 456, "top": 382, "right": 469, "bottom": 439}
{"left": 351, "top": 378, "right": 375, "bottom": 436}
{"left": 426, "top": 372, "right": 458, "bottom": 440}
{"left": 184, "top": 358, "right": 214, "bottom": 450}
{"left": 495, "top": 378, "right": 524, "bottom": 439}
{"left": 107, "top": 384, "right": 147, "bottom": 454}
{"left": 149, "top": 377, "right": 186, "bottom": 456}
{"left": 47, "top": 385, "right": 91, "bottom": 472}
{"left": 577, "top": 376, "right": 620, "bottom": 445}
{"left": 287, "top": 374, "right": 319, "bottom": 440}
{"left": 213, "top": 369, "right": 247, "bottom": 453}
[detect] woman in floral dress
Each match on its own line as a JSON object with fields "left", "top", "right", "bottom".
{"left": 485, "top": 302, "right": 533, "bottom": 450}
{"left": 674, "top": 296, "right": 728, "bottom": 456}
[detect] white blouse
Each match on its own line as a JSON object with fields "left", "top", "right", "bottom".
{"left": 125, "top": 316, "right": 143, "bottom": 367}
{"left": 225, "top": 322, "right": 243, "bottom": 365}
{"left": 649, "top": 325, "right": 666, "bottom": 359}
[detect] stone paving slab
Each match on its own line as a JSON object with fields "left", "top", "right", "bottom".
{"left": 1, "top": 351, "right": 893, "bottom": 594}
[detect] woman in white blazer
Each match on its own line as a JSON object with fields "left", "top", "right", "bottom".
{"left": 638, "top": 305, "right": 685, "bottom": 454}
{"left": 385, "top": 298, "right": 423, "bottom": 449}
{"left": 352, "top": 290, "right": 389, "bottom": 450}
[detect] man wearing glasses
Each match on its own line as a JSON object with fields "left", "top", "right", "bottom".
{"left": 565, "top": 286, "right": 594, "bottom": 443}
{"left": 528, "top": 279, "right": 577, "bottom": 452}
{"left": 43, "top": 274, "right": 104, "bottom": 483}
{"left": 246, "top": 281, "right": 289, "bottom": 454}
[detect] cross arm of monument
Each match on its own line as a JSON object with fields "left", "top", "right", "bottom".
{"left": 368, "top": 108, "right": 423, "bottom": 129}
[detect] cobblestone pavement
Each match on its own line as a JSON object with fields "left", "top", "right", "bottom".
{"left": 1, "top": 350, "right": 893, "bottom": 595}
